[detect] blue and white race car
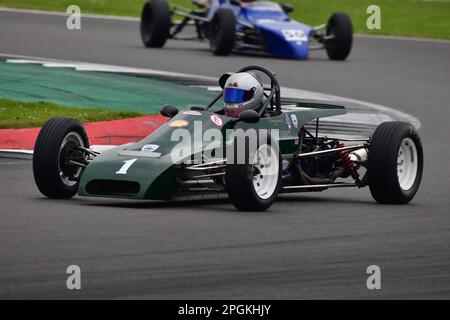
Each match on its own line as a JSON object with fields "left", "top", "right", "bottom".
{"left": 141, "top": 0, "right": 353, "bottom": 60}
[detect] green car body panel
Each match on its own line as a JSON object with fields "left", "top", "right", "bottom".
{"left": 78, "top": 103, "right": 346, "bottom": 200}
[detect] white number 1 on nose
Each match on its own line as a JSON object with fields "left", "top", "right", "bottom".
{"left": 116, "top": 159, "right": 138, "bottom": 175}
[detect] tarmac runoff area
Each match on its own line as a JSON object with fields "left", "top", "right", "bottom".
{"left": 0, "top": 56, "right": 420, "bottom": 152}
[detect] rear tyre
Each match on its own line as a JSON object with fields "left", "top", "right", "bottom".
{"left": 225, "top": 133, "right": 281, "bottom": 211}
{"left": 325, "top": 12, "right": 353, "bottom": 60}
{"left": 209, "top": 8, "right": 236, "bottom": 56}
{"left": 140, "top": 0, "right": 171, "bottom": 48}
{"left": 368, "top": 122, "right": 423, "bottom": 204}
{"left": 33, "top": 118, "right": 89, "bottom": 199}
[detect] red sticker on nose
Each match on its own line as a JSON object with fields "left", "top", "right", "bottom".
{"left": 210, "top": 114, "right": 223, "bottom": 126}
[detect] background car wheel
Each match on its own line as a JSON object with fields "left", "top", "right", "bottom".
{"left": 325, "top": 12, "right": 353, "bottom": 60}
{"left": 33, "top": 118, "right": 89, "bottom": 199}
{"left": 368, "top": 121, "right": 423, "bottom": 204}
{"left": 209, "top": 8, "right": 236, "bottom": 56}
{"left": 225, "top": 133, "right": 281, "bottom": 211}
{"left": 140, "top": 0, "right": 171, "bottom": 48}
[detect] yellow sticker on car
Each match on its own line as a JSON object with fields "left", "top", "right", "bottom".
{"left": 169, "top": 119, "right": 189, "bottom": 128}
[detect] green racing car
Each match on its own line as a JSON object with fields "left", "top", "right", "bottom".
{"left": 32, "top": 65, "right": 423, "bottom": 211}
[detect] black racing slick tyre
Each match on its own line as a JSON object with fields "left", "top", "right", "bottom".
{"left": 33, "top": 118, "right": 89, "bottom": 199}
{"left": 140, "top": 0, "right": 171, "bottom": 48}
{"left": 368, "top": 121, "right": 423, "bottom": 204}
{"left": 209, "top": 8, "right": 236, "bottom": 56}
{"left": 225, "top": 133, "right": 281, "bottom": 211}
{"left": 325, "top": 12, "right": 353, "bottom": 60}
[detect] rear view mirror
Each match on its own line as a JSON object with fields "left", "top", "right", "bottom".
{"left": 190, "top": 105, "right": 205, "bottom": 111}
{"left": 160, "top": 104, "right": 179, "bottom": 118}
{"left": 280, "top": 3, "right": 294, "bottom": 14}
{"left": 239, "top": 109, "right": 260, "bottom": 123}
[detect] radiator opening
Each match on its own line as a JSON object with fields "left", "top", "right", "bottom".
{"left": 86, "top": 180, "right": 140, "bottom": 196}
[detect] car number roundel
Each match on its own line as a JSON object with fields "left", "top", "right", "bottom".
{"left": 210, "top": 114, "right": 223, "bottom": 126}
{"left": 282, "top": 29, "right": 307, "bottom": 42}
{"left": 116, "top": 158, "right": 137, "bottom": 175}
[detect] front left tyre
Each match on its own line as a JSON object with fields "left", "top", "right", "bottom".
{"left": 141, "top": 0, "right": 171, "bottom": 48}
{"left": 33, "top": 117, "right": 89, "bottom": 199}
{"left": 225, "top": 133, "right": 281, "bottom": 211}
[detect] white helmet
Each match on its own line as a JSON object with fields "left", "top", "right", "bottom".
{"left": 223, "top": 72, "right": 264, "bottom": 117}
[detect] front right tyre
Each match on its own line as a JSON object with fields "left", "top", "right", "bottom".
{"left": 368, "top": 121, "right": 423, "bottom": 204}
{"left": 140, "top": 0, "right": 171, "bottom": 48}
{"left": 33, "top": 117, "right": 89, "bottom": 199}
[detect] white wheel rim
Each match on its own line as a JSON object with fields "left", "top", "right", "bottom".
{"left": 397, "top": 137, "right": 418, "bottom": 191}
{"left": 58, "top": 132, "right": 85, "bottom": 187}
{"left": 252, "top": 144, "right": 279, "bottom": 200}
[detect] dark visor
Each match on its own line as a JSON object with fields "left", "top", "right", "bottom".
{"left": 223, "top": 88, "right": 254, "bottom": 104}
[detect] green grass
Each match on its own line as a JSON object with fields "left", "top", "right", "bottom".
{"left": 0, "top": 0, "right": 149, "bottom": 16}
{"left": 0, "top": 0, "right": 449, "bottom": 39}
{"left": 0, "top": 99, "right": 144, "bottom": 129}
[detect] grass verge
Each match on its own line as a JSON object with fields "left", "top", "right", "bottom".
{"left": 0, "top": 0, "right": 449, "bottom": 39}
{"left": 0, "top": 99, "right": 144, "bottom": 129}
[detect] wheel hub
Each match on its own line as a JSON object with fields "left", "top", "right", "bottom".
{"left": 58, "top": 132, "right": 85, "bottom": 187}
{"left": 397, "top": 137, "right": 418, "bottom": 191}
{"left": 252, "top": 145, "right": 279, "bottom": 200}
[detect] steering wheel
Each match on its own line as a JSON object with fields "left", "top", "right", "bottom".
{"left": 206, "top": 65, "right": 281, "bottom": 116}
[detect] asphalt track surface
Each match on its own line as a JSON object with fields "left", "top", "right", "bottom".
{"left": 0, "top": 9, "right": 450, "bottom": 299}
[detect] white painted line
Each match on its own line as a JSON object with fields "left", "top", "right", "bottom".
{"left": 0, "top": 149, "right": 33, "bottom": 155}
{"left": 0, "top": 161, "right": 29, "bottom": 164}
{"left": 2, "top": 54, "right": 215, "bottom": 82}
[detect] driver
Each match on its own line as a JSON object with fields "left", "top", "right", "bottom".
{"left": 223, "top": 72, "right": 264, "bottom": 117}
{"left": 193, "top": 0, "right": 257, "bottom": 13}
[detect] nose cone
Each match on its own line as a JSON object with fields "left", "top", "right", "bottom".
{"left": 256, "top": 21, "right": 312, "bottom": 59}
{"left": 78, "top": 149, "right": 177, "bottom": 200}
